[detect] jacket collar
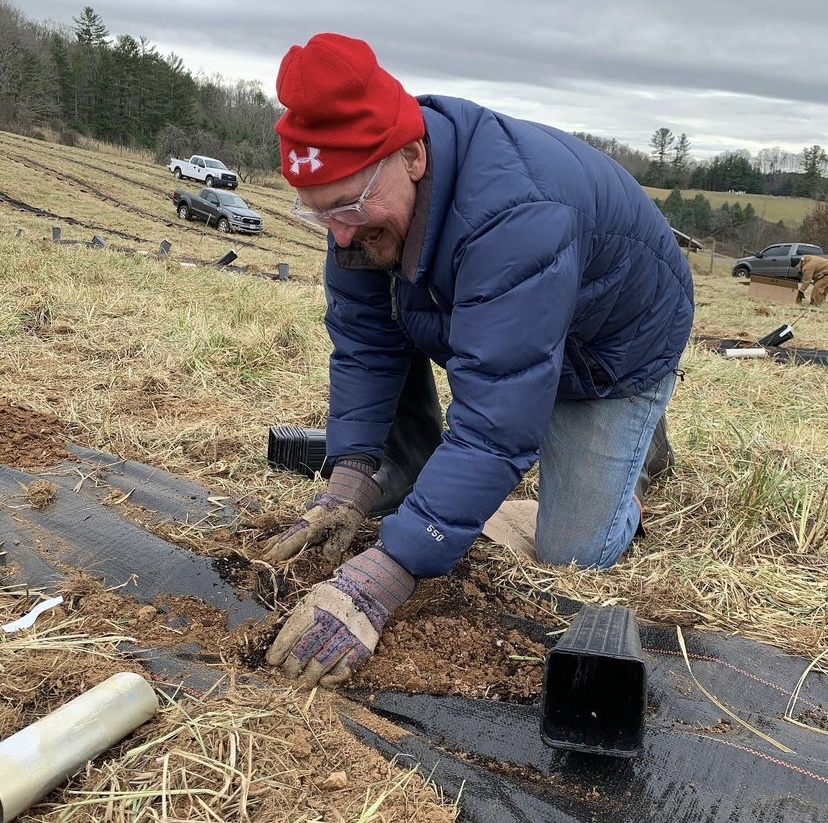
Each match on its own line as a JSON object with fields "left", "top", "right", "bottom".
{"left": 333, "top": 139, "right": 432, "bottom": 284}
{"left": 399, "top": 140, "right": 432, "bottom": 283}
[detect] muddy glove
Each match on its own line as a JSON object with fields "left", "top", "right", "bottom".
{"left": 266, "top": 544, "right": 415, "bottom": 687}
{"left": 259, "top": 459, "right": 381, "bottom": 564}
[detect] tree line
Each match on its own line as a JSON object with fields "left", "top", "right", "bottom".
{"left": 0, "top": 3, "right": 283, "bottom": 181}
{"left": 3, "top": 3, "right": 827, "bottom": 203}
{"left": 653, "top": 189, "right": 828, "bottom": 255}
{"left": 575, "top": 128, "right": 828, "bottom": 254}
{"left": 576, "top": 129, "right": 828, "bottom": 200}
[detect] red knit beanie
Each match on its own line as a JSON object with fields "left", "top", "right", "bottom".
{"left": 275, "top": 33, "right": 425, "bottom": 187}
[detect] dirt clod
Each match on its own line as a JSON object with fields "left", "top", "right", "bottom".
{"left": 24, "top": 479, "right": 57, "bottom": 509}
{"left": 321, "top": 770, "right": 349, "bottom": 791}
{"left": 0, "top": 398, "right": 70, "bottom": 468}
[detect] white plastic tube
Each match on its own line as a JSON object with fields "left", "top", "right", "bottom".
{"left": 724, "top": 348, "right": 767, "bottom": 359}
{"left": 0, "top": 672, "right": 158, "bottom": 823}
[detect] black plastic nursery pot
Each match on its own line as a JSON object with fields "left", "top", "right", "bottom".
{"left": 266, "top": 425, "right": 327, "bottom": 479}
{"left": 541, "top": 604, "right": 647, "bottom": 758}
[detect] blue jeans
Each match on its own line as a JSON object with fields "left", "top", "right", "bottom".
{"left": 535, "top": 370, "right": 677, "bottom": 569}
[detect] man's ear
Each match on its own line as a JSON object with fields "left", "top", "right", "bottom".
{"left": 400, "top": 139, "right": 427, "bottom": 182}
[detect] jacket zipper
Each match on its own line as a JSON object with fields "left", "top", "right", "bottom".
{"left": 389, "top": 275, "right": 399, "bottom": 321}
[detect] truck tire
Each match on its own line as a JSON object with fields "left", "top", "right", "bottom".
{"left": 173, "top": 168, "right": 182, "bottom": 180}
{"left": 177, "top": 203, "right": 190, "bottom": 220}
{"left": 217, "top": 217, "right": 231, "bottom": 233}
{"left": 205, "top": 176, "right": 214, "bottom": 188}
{"left": 732, "top": 266, "right": 750, "bottom": 278}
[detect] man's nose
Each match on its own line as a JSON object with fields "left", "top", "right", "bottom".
{"left": 328, "top": 221, "right": 359, "bottom": 247}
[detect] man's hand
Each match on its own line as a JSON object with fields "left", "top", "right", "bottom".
{"left": 266, "top": 545, "right": 415, "bottom": 687}
{"left": 258, "top": 460, "right": 380, "bottom": 564}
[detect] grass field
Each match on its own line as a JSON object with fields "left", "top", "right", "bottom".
{"left": 642, "top": 185, "right": 818, "bottom": 228}
{"left": 2, "top": 128, "right": 826, "bottom": 649}
{"left": 0, "top": 130, "right": 328, "bottom": 283}
{"left": 1, "top": 131, "right": 827, "bottom": 822}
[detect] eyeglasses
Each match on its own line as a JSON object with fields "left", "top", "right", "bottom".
{"left": 291, "top": 157, "right": 387, "bottom": 228}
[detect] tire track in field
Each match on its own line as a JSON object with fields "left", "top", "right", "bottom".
{"left": 0, "top": 189, "right": 149, "bottom": 243}
{"left": 5, "top": 149, "right": 166, "bottom": 218}
{"left": 0, "top": 132, "right": 321, "bottom": 241}
{"left": 0, "top": 188, "right": 307, "bottom": 281}
{"left": 2, "top": 151, "right": 324, "bottom": 256}
{"left": 52, "top": 151, "right": 317, "bottom": 234}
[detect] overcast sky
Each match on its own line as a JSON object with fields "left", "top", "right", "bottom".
{"left": 19, "top": 0, "right": 828, "bottom": 161}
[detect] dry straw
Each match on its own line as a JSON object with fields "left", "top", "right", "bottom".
{"left": 2, "top": 132, "right": 827, "bottom": 821}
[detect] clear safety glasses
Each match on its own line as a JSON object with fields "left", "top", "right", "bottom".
{"left": 291, "top": 157, "right": 388, "bottom": 228}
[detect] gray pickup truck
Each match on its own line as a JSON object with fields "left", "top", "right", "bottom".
{"left": 732, "top": 242, "right": 825, "bottom": 279}
{"left": 172, "top": 188, "right": 263, "bottom": 234}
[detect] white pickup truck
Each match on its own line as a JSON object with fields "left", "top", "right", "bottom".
{"left": 167, "top": 155, "right": 238, "bottom": 189}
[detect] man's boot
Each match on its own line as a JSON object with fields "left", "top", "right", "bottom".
{"left": 634, "top": 415, "right": 675, "bottom": 537}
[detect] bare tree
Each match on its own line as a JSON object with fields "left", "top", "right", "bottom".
{"left": 756, "top": 146, "right": 782, "bottom": 175}
{"left": 0, "top": 1, "right": 61, "bottom": 127}
{"left": 800, "top": 202, "right": 828, "bottom": 249}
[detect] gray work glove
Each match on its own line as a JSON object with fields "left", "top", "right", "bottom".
{"left": 259, "top": 459, "right": 381, "bottom": 564}
{"left": 266, "top": 543, "right": 415, "bottom": 687}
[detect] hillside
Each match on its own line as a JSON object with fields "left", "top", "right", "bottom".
{"left": 642, "top": 185, "right": 818, "bottom": 229}
{"left": 0, "top": 130, "right": 328, "bottom": 281}
{"left": 2, "top": 129, "right": 820, "bottom": 270}
{"left": 1, "top": 132, "right": 827, "bottom": 823}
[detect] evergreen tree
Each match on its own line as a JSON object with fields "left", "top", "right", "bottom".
{"left": 693, "top": 153, "right": 764, "bottom": 193}
{"left": 162, "top": 53, "right": 198, "bottom": 133}
{"left": 647, "top": 127, "right": 674, "bottom": 186}
{"left": 653, "top": 189, "right": 713, "bottom": 236}
{"left": 109, "top": 34, "right": 140, "bottom": 142}
{"left": 49, "top": 33, "right": 74, "bottom": 121}
{"left": 68, "top": 6, "right": 111, "bottom": 133}
{"left": 72, "top": 6, "right": 109, "bottom": 45}
{"left": 670, "top": 133, "right": 691, "bottom": 186}
{"left": 800, "top": 145, "right": 827, "bottom": 199}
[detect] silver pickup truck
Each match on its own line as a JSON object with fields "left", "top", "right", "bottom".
{"left": 732, "top": 242, "right": 825, "bottom": 279}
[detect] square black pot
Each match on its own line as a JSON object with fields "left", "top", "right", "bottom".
{"left": 267, "top": 425, "right": 328, "bottom": 479}
{"left": 541, "top": 604, "right": 646, "bottom": 757}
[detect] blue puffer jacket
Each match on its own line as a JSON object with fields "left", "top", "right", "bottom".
{"left": 323, "top": 95, "right": 694, "bottom": 578}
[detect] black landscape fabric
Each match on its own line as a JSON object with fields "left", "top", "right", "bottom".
{"left": 0, "top": 448, "right": 266, "bottom": 631}
{"left": 348, "top": 619, "right": 828, "bottom": 823}
{"left": 1, "top": 452, "right": 826, "bottom": 822}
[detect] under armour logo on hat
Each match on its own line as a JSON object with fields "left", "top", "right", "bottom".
{"left": 288, "top": 147, "right": 323, "bottom": 175}
{"left": 275, "top": 33, "right": 425, "bottom": 187}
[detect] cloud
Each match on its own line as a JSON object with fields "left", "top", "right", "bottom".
{"left": 20, "top": 0, "right": 828, "bottom": 159}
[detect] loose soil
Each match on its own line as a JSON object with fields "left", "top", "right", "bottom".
{"left": 1, "top": 398, "right": 562, "bottom": 820}
{"left": 1, "top": 397, "right": 554, "bottom": 698}
{"left": 0, "top": 398, "right": 71, "bottom": 468}
{"left": 5, "top": 400, "right": 827, "bottom": 823}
